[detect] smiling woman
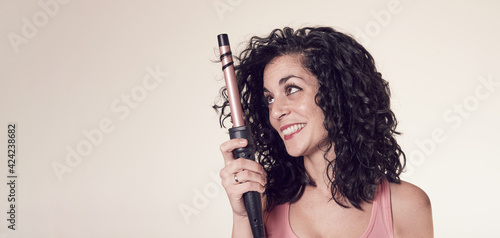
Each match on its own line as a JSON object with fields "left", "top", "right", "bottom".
{"left": 213, "top": 26, "right": 433, "bottom": 238}
{"left": 263, "top": 55, "right": 327, "bottom": 158}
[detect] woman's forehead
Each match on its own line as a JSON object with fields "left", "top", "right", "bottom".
{"left": 263, "top": 55, "right": 316, "bottom": 86}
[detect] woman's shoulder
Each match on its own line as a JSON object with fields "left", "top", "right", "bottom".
{"left": 389, "top": 180, "right": 433, "bottom": 237}
{"left": 389, "top": 180, "right": 431, "bottom": 206}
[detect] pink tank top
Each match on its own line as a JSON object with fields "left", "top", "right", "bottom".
{"left": 264, "top": 179, "right": 393, "bottom": 238}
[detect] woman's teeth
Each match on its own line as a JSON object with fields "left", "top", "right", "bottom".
{"left": 282, "top": 124, "right": 306, "bottom": 136}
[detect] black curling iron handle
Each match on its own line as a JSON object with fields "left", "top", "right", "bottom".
{"left": 229, "top": 126, "right": 265, "bottom": 238}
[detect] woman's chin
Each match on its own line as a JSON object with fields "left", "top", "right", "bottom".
{"left": 284, "top": 147, "right": 304, "bottom": 158}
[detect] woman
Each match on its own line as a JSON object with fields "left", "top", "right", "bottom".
{"left": 214, "top": 26, "right": 433, "bottom": 237}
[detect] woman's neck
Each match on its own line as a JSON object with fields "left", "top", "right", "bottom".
{"left": 303, "top": 148, "right": 335, "bottom": 193}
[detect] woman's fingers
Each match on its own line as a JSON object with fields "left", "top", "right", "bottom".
{"left": 219, "top": 159, "right": 267, "bottom": 198}
{"left": 232, "top": 179, "right": 266, "bottom": 194}
{"left": 220, "top": 138, "right": 248, "bottom": 165}
{"left": 219, "top": 158, "right": 266, "bottom": 216}
{"left": 229, "top": 158, "right": 265, "bottom": 175}
{"left": 220, "top": 159, "right": 265, "bottom": 182}
{"left": 232, "top": 167, "right": 266, "bottom": 186}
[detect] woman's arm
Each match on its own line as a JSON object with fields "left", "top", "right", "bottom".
{"left": 391, "top": 181, "right": 434, "bottom": 237}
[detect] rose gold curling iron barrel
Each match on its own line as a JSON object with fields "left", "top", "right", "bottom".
{"left": 217, "top": 33, "right": 265, "bottom": 238}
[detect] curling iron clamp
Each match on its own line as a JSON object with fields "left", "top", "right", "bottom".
{"left": 217, "top": 34, "right": 265, "bottom": 238}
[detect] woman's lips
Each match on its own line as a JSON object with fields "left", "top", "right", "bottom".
{"left": 280, "top": 123, "right": 306, "bottom": 140}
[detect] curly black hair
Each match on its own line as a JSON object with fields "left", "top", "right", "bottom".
{"left": 213, "top": 26, "right": 405, "bottom": 210}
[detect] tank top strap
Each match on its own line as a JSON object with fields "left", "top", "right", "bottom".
{"left": 264, "top": 202, "right": 297, "bottom": 237}
{"left": 361, "top": 178, "right": 394, "bottom": 238}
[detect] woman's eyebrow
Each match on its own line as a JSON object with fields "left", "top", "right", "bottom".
{"left": 279, "top": 75, "right": 303, "bottom": 85}
{"left": 263, "top": 75, "right": 304, "bottom": 93}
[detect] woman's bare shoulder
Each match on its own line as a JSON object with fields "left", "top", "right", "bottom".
{"left": 389, "top": 180, "right": 434, "bottom": 237}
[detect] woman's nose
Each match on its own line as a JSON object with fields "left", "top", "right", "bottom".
{"left": 270, "top": 96, "right": 290, "bottom": 121}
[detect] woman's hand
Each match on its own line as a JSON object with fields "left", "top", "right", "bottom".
{"left": 219, "top": 138, "right": 266, "bottom": 218}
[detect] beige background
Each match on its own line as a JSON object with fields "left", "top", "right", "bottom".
{"left": 1, "top": 0, "right": 499, "bottom": 237}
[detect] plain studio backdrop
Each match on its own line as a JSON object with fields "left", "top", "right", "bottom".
{"left": 1, "top": 0, "right": 499, "bottom": 237}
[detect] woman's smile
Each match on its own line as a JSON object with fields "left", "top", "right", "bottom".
{"left": 280, "top": 123, "right": 306, "bottom": 140}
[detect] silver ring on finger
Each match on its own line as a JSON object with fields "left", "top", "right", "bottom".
{"left": 234, "top": 173, "right": 240, "bottom": 184}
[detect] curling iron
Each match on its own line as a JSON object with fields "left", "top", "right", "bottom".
{"left": 217, "top": 34, "right": 265, "bottom": 238}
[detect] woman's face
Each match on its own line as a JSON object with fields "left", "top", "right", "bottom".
{"left": 263, "top": 54, "right": 328, "bottom": 158}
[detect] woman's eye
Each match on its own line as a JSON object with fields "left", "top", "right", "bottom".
{"left": 286, "top": 86, "right": 300, "bottom": 95}
{"left": 266, "top": 96, "right": 274, "bottom": 104}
